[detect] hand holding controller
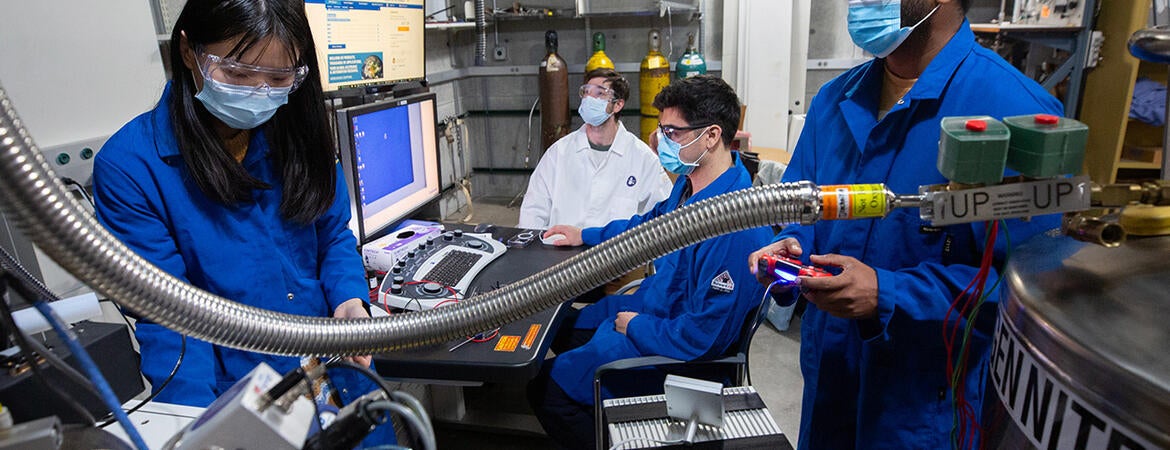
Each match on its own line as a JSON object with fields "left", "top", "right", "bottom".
{"left": 757, "top": 254, "right": 834, "bottom": 285}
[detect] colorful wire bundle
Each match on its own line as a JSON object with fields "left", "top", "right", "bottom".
{"left": 943, "top": 220, "right": 1010, "bottom": 450}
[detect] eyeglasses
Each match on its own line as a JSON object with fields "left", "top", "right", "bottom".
{"left": 195, "top": 49, "right": 309, "bottom": 96}
{"left": 578, "top": 84, "right": 615, "bottom": 100}
{"left": 658, "top": 122, "right": 713, "bottom": 142}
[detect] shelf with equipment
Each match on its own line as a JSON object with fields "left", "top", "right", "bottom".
{"left": 970, "top": 0, "right": 1099, "bottom": 118}
{"left": 1080, "top": 0, "right": 1158, "bottom": 184}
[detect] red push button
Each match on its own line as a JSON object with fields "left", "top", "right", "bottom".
{"left": 1034, "top": 114, "right": 1059, "bottom": 125}
{"left": 965, "top": 119, "right": 987, "bottom": 132}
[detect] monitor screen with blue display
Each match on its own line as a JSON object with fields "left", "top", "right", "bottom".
{"left": 336, "top": 92, "right": 439, "bottom": 242}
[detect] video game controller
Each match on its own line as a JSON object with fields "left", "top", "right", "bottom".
{"left": 757, "top": 254, "right": 834, "bottom": 284}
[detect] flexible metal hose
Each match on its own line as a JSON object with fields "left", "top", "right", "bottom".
{"left": 0, "top": 82, "right": 820, "bottom": 357}
{"left": 474, "top": 0, "right": 487, "bottom": 66}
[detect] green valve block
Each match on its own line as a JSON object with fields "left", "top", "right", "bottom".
{"left": 938, "top": 116, "right": 1011, "bottom": 185}
{"left": 1003, "top": 114, "right": 1088, "bottom": 178}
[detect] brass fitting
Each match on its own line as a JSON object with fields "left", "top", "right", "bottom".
{"left": 1139, "top": 180, "right": 1170, "bottom": 206}
{"left": 1092, "top": 183, "right": 1143, "bottom": 207}
{"left": 1062, "top": 213, "right": 1126, "bottom": 248}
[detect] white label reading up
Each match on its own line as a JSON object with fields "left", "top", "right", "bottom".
{"left": 927, "top": 176, "right": 1091, "bottom": 226}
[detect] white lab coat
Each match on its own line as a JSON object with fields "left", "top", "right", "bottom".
{"left": 518, "top": 123, "right": 672, "bottom": 230}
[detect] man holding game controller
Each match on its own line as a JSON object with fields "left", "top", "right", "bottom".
{"left": 747, "top": 0, "right": 1062, "bottom": 448}
{"left": 528, "top": 75, "right": 772, "bottom": 450}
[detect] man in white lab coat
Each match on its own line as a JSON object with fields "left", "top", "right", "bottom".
{"left": 518, "top": 69, "right": 671, "bottom": 230}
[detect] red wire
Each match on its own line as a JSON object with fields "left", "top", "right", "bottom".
{"left": 469, "top": 329, "right": 499, "bottom": 342}
{"left": 944, "top": 221, "right": 999, "bottom": 450}
{"left": 433, "top": 299, "right": 460, "bottom": 309}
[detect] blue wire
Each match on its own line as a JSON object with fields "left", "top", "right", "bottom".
{"left": 31, "top": 301, "right": 149, "bottom": 450}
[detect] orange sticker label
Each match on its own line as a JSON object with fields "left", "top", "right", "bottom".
{"left": 522, "top": 324, "right": 542, "bottom": 350}
{"left": 494, "top": 335, "right": 520, "bottom": 352}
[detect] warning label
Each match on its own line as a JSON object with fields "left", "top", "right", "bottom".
{"left": 494, "top": 335, "right": 520, "bottom": 352}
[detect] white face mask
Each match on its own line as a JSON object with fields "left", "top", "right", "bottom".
{"left": 578, "top": 95, "right": 613, "bottom": 126}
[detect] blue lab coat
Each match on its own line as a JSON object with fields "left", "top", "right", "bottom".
{"left": 780, "top": 21, "right": 1063, "bottom": 449}
{"left": 93, "top": 84, "right": 385, "bottom": 427}
{"left": 549, "top": 153, "right": 773, "bottom": 404}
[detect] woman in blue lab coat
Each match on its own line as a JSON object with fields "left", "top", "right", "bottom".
{"left": 93, "top": 0, "right": 392, "bottom": 444}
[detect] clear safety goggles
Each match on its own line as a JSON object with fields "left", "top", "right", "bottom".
{"left": 195, "top": 49, "right": 309, "bottom": 96}
{"left": 578, "top": 84, "right": 616, "bottom": 100}
{"left": 658, "top": 122, "right": 712, "bottom": 142}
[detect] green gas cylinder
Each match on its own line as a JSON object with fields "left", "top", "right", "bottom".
{"left": 585, "top": 32, "right": 615, "bottom": 73}
{"left": 675, "top": 32, "right": 706, "bottom": 79}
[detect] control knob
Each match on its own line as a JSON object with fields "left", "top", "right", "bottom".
{"left": 421, "top": 282, "right": 444, "bottom": 295}
{"left": 390, "top": 283, "right": 404, "bottom": 295}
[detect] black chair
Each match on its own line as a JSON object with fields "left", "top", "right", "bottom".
{"left": 591, "top": 294, "right": 773, "bottom": 450}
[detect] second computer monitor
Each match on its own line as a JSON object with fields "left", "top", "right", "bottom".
{"left": 336, "top": 92, "right": 440, "bottom": 243}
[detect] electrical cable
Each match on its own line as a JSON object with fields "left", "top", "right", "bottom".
{"left": 390, "top": 390, "right": 434, "bottom": 446}
{"left": 0, "top": 246, "right": 156, "bottom": 433}
{"left": 365, "top": 400, "right": 434, "bottom": 450}
{"left": 665, "top": 4, "right": 674, "bottom": 61}
{"left": 525, "top": 94, "right": 539, "bottom": 168}
{"left": 459, "top": 178, "right": 475, "bottom": 223}
{"left": 746, "top": 279, "right": 784, "bottom": 386}
{"left": 507, "top": 95, "right": 542, "bottom": 209}
{"left": 943, "top": 220, "right": 1001, "bottom": 450}
{"left": 100, "top": 334, "right": 185, "bottom": 428}
{"left": 0, "top": 285, "right": 98, "bottom": 426}
{"left": 324, "top": 360, "right": 436, "bottom": 450}
{"left": 99, "top": 298, "right": 136, "bottom": 332}
{"left": 27, "top": 298, "right": 148, "bottom": 450}
{"left": 20, "top": 331, "right": 104, "bottom": 409}
{"left": 59, "top": 177, "right": 94, "bottom": 208}
{"left": 0, "top": 246, "right": 60, "bottom": 306}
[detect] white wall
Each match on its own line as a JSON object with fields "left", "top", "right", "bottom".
{"left": 0, "top": 0, "right": 167, "bottom": 301}
{"left": 725, "top": 0, "right": 809, "bottom": 159}
{"left": 0, "top": 0, "right": 167, "bottom": 151}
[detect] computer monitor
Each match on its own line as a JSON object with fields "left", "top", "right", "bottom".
{"left": 336, "top": 92, "right": 440, "bottom": 242}
{"left": 304, "top": 0, "right": 426, "bottom": 95}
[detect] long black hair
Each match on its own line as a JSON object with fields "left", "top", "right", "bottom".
{"left": 169, "top": 0, "right": 334, "bottom": 224}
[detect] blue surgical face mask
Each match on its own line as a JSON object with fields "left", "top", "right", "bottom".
{"left": 847, "top": 1, "right": 940, "bottom": 58}
{"left": 195, "top": 77, "right": 290, "bottom": 130}
{"left": 656, "top": 128, "right": 710, "bottom": 175}
{"left": 578, "top": 95, "right": 613, "bottom": 127}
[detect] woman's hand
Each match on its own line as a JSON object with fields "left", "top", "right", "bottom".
{"left": 333, "top": 298, "right": 373, "bottom": 367}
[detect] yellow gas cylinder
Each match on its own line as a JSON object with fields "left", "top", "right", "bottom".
{"left": 639, "top": 29, "right": 670, "bottom": 143}
{"left": 585, "top": 32, "right": 615, "bottom": 73}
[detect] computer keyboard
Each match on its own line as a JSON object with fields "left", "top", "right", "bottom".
{"left": 376, "top": 230, "right": 507, "bottom": 311}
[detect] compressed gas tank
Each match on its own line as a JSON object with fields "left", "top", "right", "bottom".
{"left": 539, "top": 30, "right": 570, "bottom": 151}
{"left": 983, "top": 233, "right": 1170, "bottom": 449}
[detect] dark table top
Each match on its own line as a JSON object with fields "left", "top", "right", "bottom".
{"left": 371, "top": 223, "right": 585, "bottom": 383}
